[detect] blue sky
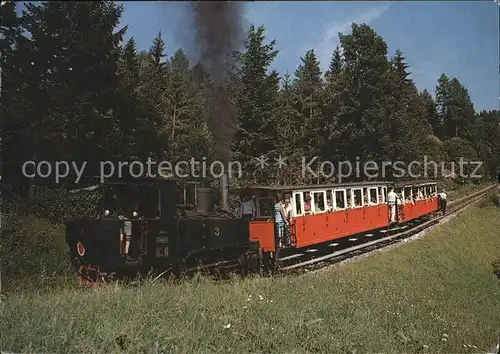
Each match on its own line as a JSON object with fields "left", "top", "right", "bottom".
{"left": 14, "top": 1, "right": 499, "bottom": 110}
{"left": 118, "top": 1, "right": 499, "bottom": 111}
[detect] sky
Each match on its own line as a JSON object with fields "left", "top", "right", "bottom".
{"left": 14, "top": 1, "right": 499, "bottom": 111}
{"left": 117, "top": 1, "right": 499, "bottom": 112}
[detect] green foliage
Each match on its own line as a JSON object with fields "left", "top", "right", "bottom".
{"left": 233, "top": 25, "right": 280, "bottom": 183}
{"left": 0, "top": 213, "right": 70, "bottom": 288}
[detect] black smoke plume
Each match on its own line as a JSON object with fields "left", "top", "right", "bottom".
{"left": 190, "top": 1, "right": 243, "bottom": 165}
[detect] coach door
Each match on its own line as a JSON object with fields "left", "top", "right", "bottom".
{"left": 290, "top": 191, "right": 303, "bottom": 246}
{"left": 247, "top": 189, "right": 276, "bottom": 253}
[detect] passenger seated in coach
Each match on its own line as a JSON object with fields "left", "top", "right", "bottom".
{"left": 326, "top": 198, "right": 333, "bottom": 212}
{"left": 417, "top": 188, "right": 424, "bottom": 200}
{"left": 304, "top": 194, "right": 312, "bottom": 214}
{"left": 314, "top": 194, "right": 324, "bottom": 212}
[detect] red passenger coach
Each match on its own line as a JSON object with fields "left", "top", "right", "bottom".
{"left": 288, "top": 182, "right": 389, "bottom": 248}
{"left": 239, "top": 182, "right": 391, "bottom": 253}
{"left": 238, "top": 180, "right": 439, "bottom": 257}
{"left": 395, "top": 181, "right": 439, "bottom": 223}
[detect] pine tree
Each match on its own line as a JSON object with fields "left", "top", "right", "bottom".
{"left": 149, "top": 31, "right": 166, "bottom": 70}
{"left": 325, "top": 46, "right": 343, "bottom": 81}
{"left": 122, "top": 38, "right": 139, "bottom": 83}
{"left": 292, "top": 49, "right": 325, "bottom": 182}
{"left": 322, "top": 46, "right": 346, "bottom": 165}
{"left": 435, "top": 73, "right": 449, "bottom": 138}
{"left": 233, "top": 24, "right": 280, "bottom": 183}
{"left": 420, "top": 89, "right": 441, "bottom": 137}
{"left": 446, "top": 78, "right": 475, "bottom": 139}
{"left": 275, "top": 73, "right": 303, "bottom": 184}
{"left": 389, "top": 49, "right": 432, "bottom": 162}
{"left": 337, "top": 23, "right": 393, "bottom": 169}
{"left": 3, "top": 1, "right": 126, "bottom": 186}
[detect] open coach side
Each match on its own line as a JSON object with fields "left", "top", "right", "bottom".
{"left": 394, "top": 180, "right": 439, "bottom": 223}
{"left": 240, "top": 182, "right": 390, "bottom": 253}
{"left": 241, "top": 180, "right": 439, "bottom": 262}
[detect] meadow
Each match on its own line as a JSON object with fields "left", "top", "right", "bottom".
{"left": 1, "top": 200, "right": 499, "bottom": 353}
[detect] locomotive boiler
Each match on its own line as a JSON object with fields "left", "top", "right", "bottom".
{"left": 65, "top": 175, "right": 260, "bottom": 284}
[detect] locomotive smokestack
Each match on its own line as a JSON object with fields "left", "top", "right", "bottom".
{"left": 196, "top": 188, "right": 216, "bottom": 215}
{"left": 220, "top": 172, "right": 229, "bottom": 211}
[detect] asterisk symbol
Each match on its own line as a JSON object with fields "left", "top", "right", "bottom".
{"left": 254, "top": 155, "right": 269, "bottom": 169}
{"left": 274, "top": 155, "right": 287, "bottom": 169}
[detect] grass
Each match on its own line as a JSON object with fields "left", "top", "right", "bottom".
{"left": 2, "top": 203, "right": 500, "bottom": 353}
{"left": 441, "top": 179, "right": 490, "bottom": 201}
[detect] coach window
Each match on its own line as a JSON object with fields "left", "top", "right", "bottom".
{"left": 313, "top": 191, "right": 326, "bottom": 213}
{"left": 326, "top": 189, "right": 333, "bottom": 211}
{"left": 353, "top": 188, "right": 363, "bottom": 208}
{"left": 363, "top": 188, "right": 369, "bottom": 204}
{"left": 335, "top": 190, "right": 346, "bottom": 210}
{"left": 404, "top": 186, "right": 412, "bottom": 203}
{"left": 369, "top": 187, "right": 378, "bottom": 205}
{"left": 346, "top": 189, "right": 352, "bottom": 208}
{"left": 378, "top": 186, "right": 386, "bottom": 203}
{"left": 294, "top": 192, "right": 303, "bottom": 216}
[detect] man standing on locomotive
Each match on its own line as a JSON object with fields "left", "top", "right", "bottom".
{"left": 239, "top": 194, "right": 255, "bottom": 220}
{"left": 387, "top": 188, "right": 397, "bottom": 223}
{"left": 274, "top": 195, "right": 287, "bottom": 247}
{"left": 283, "top": 196, "right": 293, "bottom": 246}
{"left": 118, "top": 208, "right": 139, "bottom": 260}
{"left": 438, "top": 189, "right": 447, "bottom": 215}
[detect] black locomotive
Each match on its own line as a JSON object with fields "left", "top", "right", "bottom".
{"left": 65, "top": 177, "right": 260, "bottom": 283}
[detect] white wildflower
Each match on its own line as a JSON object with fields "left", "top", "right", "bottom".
{"left": 258, "top": 295, "right": 263, "bottom": 300}
{"left": 223, "top": 324, "right": 231, "bottom": 329}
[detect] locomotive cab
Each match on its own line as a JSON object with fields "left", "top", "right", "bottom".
{"left": 65, "top": 178, "right": 178, "bottom": 281}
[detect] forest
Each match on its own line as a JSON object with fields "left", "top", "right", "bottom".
{"left": 2, "top": 1, "right": 499, "bottom": 224}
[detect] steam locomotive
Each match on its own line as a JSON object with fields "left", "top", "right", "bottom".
{"left": 65, "top": 175, "right": 260, "bottom": 284}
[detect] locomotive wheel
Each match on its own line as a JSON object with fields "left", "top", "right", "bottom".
{"left": 244, "top": 249, "right": 263, "bottom": 274}
{"left": 77, "top": 265, "right": 103, "bottom": 286}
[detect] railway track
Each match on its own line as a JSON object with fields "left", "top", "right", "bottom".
{"left": 275, "top": 185, "right": 496, "bottom": 274}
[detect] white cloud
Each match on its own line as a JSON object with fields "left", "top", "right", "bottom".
{"left": 316, "top": 2, "right": 392, "bottom": 69}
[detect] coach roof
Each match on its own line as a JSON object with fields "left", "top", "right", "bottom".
{"left": 236, "top": 181, "right": 391, "bottom": 192}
